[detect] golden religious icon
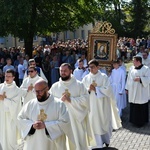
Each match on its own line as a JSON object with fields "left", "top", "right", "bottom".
{"left": 63, "top": 89, "right": 71, "bottom": 97}
{"left": 92, "top": 80, "right": 97, "bottom": 87}
{"left": 30, "top": 83, "right": 33, "bottom": 87}
{"left": 0, "top": 92, "right": 7, "bottom": 100}
{"left": 3, "top": 92, "right": 7, "bottom": 98}
{"left": 38, "top": 109, "right": 47, "bottom": 122}
{"left": 30, "top": 83, "right": 34, "bottom": 91}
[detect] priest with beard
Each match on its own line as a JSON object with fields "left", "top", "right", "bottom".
{"left": 49, "top": 63, "right": 95, "bottom": 150}
{"left": 18, "top": 79, "right": 72, "bottom": 150}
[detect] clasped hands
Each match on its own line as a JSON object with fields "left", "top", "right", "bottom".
{"left": 134, "top": 77, "right": 141, "bottom": 82}
{"left": 88, "top": 84, "right": 96, "bottom": 92}
{"left": 33, "top": 121, "right": 46, "bottom": 130}
{"left": 61, "top": 93, "right": 71, "bottom": 103}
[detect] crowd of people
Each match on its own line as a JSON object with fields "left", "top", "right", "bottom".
{"left": 116, "top": 37, "right": 150, "bottom": 61}
{"left": 0, "top": 38, "right": 88, "bottom": 87}
{"left": 0, "top": 37, "right": 149, "bottom": 150}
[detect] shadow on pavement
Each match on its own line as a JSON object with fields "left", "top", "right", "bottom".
{"left": 92, "top": 148, "right": 118, "bottom": 150}
{"left": 102, "top": 147, "right": 118, "bottom": 150}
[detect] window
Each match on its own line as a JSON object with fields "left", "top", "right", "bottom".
{"left": 0, "top": 37, "right": 5, "bottom": 44}
{"left": 19, "top": 38, "right": 24, "bottom": 42}
{"left": 73, "top": 30, "right": 77, "bottom": 39}
{"left": 65, "top": 31, "right": 69, "bottom": 39}
{"left": 81, "top": 30, "right": 85, "bottom": 39}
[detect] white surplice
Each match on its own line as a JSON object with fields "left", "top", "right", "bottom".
{"left": 109, "top": 67, "right": 126, "bottom": 116}
{"left": 17, "top": 95, "right": 72, "bottom": 150}
{"left": 20, "top": 75, "right": 44, "bottom": 105}
{"left": 142, "top": 59, "right": 150, "bottom": 100}
{"left": 142, "top": 58, "right": 150, "bottom": 68}
{"left": 125, "top": 65, "right": 150, "bottom": 104}
{"left": 82, "top": 71, "right": 122, "bottom": 148}
{"left": 0, "top": 81, "right": 26, "bottom": 150}
{"left": 50, "top": 75, "right": 95, "bottom": 150}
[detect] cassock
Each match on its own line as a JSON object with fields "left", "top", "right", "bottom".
{"left": 50, "top": 75, "right": 95, "bottom": 150}
{"left": 82, "top": 71, "right": 122, "bottom": 148}
{"left": 20, "top": 75, "right": 44, "bottom": 105}
{"left": 17, "top": 95, "right": 72, "bottom": 150}
{"left": 109, "top": 67, "right": 126, "bottom": 116}
{"left": 0, "top": 81, "right": 26, "bottom": 150}
{"left": 125, "top": 65, "right": 150, "bottom": 127}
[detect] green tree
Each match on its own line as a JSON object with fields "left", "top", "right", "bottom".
{"left": 129, "top": 0, "right": 149, "bottom": 38}
{"left": 95, "top": 0, "right": 150, "bottom": 38}
{"left": 94, "top": 0, "right": 129, "bottom": 36}
{"left": 0, "top": 0, "right": 98, "bottom": 57}
{"left": 120, "top": 0, "right": 150, "bottom": 38}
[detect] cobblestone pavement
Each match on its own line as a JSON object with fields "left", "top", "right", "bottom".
{"left": 104, "top": 102, "right": 150, "bottom": 150}
{"left": 16, "top": 102, "right": 150, "bottom": 150}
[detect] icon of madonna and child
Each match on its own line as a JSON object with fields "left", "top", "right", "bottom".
{"left": 94, "top": 41, "right": 109, "bottom": 60}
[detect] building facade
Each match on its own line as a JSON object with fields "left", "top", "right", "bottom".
{"left": 0, "top": 23, "right": 94, "bottom": 48}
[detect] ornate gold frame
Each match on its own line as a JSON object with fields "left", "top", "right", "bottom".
{"left": 88, "top": 21, "right": 117, "bottom": 67}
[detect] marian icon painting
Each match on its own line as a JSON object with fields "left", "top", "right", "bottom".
{"left": 88, "top": 21, "right": 117, "bottom": 67}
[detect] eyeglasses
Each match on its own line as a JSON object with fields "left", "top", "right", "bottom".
{"left": 34, "top": 86, "right": 47, "bottom": 94}
{"left": 30, "top": 63, "right": 36, "bottom": 66}
{"left": 28, "top": 70, "right": 34, "bottom": 73}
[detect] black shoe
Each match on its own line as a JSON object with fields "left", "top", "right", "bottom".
{"left": 92, "top": 148, "right": 103, "bottom": 150}
{"left": 104, "top": 143, "right": 109, "bottom": 147}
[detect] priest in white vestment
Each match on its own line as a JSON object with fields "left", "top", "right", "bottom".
{"left": 109, "top": 60, "right": 126, "bottom": 116}
{"left": 20, "top": 66, "right": 45, "bottom": 105}
{"left": 18, "top": 80, "right": 72, "bottom": 150}
{"left": 50, "top": 63, "right": 95, "bottom": 150}
{"left": 142, "top": 51, "right": 150, "bottom": 100}
{"left": 0, "top": 69, "right": 26, "bottom": 150}
{"left": 23, "top": 58, "right": 48, "bottom": 82}
{"left": 82, "top": 59, "right": 122, "bottom": 149}
{"left": 142, "top": 51, "right": 150, "bottom": 68}
{"left": 125, "top": 56, "right": 150, "bottom": 127}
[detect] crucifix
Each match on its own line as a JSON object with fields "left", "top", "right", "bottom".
{"left": 0, "top": 92, "right": 7, "bottom": 100}
{"left": 30, "top": 83, "right": 33, "bottom": 88}
{"left": 3, "top": 92, "right": 7, "bottom": 98}
{"left": 63, "top": 89, "right": 71, "bottom": 97}
{"left": 92, "top": 80, "right": 97, "bottom": 87}
{"left": 38, "top": 109, "right": 47, "bottom": 122}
